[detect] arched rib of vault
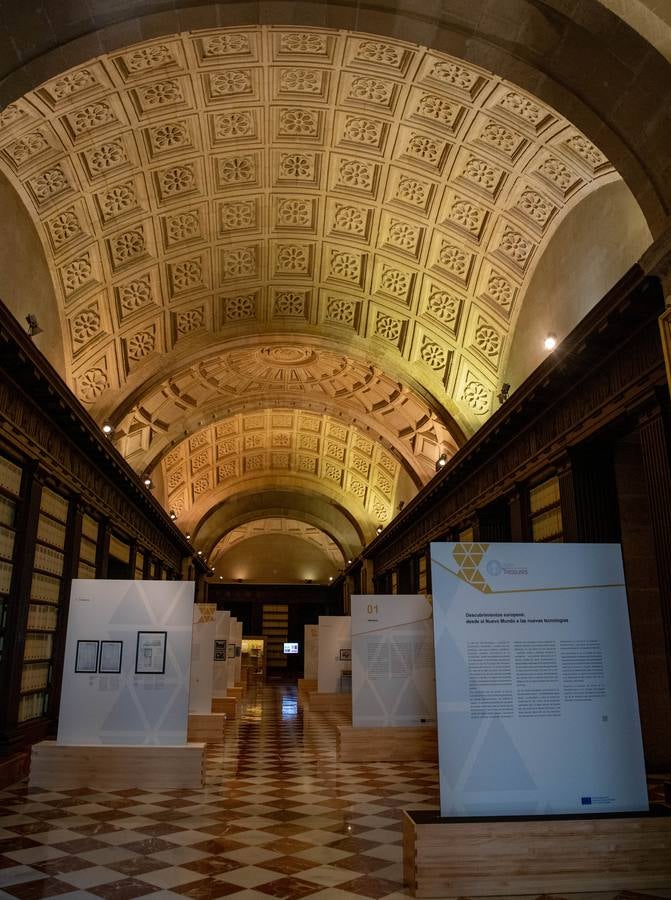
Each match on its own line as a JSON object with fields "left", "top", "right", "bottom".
{"left": 155, "top": 408, "right": 420, "bottom": 530}
{"left": 113, "top": 341, "right": 464, "bottom": 484}
{"left": 0, "top": 4, "right": 667, "bottom": 233}
{"left": 156, "top": 410, "right": 419, "bottom": 540}
{"left": 211, "top": 518, "right": 346, "bottom": 575}
{"left": 193, "top": 488, "right": 365, "bottom": 560}
{"left": 0, "top": 26, "right": 624, "bottom": 442}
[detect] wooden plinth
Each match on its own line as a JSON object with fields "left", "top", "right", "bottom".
{"left": 305, "top": 691, "right": 351, "bottom": 715}
{"left": 187, "top": 713, "right": 226, "bottom": 743}
{"left": 212, "top": 696, "right": 237, "bottom": 719}
{"left": 337, "top": 725, "right": 437, "bottom": 762}
{"left": 403, "top": 808, "right": 671, "bottom": 898}
{"left": 0, "top": 751, "right": 30, "bottom": 790}
{"left": 29, "top": 741, "right": 205, "bottom": 790}
{"left": 297, "top": 678, "right": 317, "bottom": 699}
{"left": 227, "top": 686, "right": 244, "bottom": 699}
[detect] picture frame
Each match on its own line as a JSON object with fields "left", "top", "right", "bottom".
{"left": 214, "top": 639, "right": 227, "bottom": 661}
{"left": 339, "top": 647, "right": 352, "bottom": 661}
{"left": 75, "top": 639, "right": 99, "bottom": 673}
{"left": 99, "top": 640, "right": 123, "bottom": 674}
{"left": 135, "top": 631, "right": 167, "bottom": 674}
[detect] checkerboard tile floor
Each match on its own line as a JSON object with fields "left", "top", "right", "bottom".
{"left": 0, "top": 681, "right": 669, "bottom": 899}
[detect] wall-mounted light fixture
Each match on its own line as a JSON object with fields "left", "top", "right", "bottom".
{"left": 497, "top": 383, "right": 511, "bottom": 405}
{"left": 25, "top": 314, "right": 43, "bottom": 337}
{"left": 142, "top": 476, "right": 152, "bottom": 487}
{"left": 376, "top": 525, "right": 383, "bottom": 535}
{"left": 544, "top": 333, "right": 557, "bottom": 350}
{"left": 169, "top": 510, "right": 177, "bottom": 520}
{"left": 102, "top": 422, "right": 113, "bottom": 436}
{"left": 435, "top": 454, "right": 448, "bottom": 473}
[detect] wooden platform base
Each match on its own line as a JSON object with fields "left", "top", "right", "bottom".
{"left": 337, "top": 725, "right": 437, "bottom": 762}
{"left": 29, "top": 741, "right": 205, "bottom": 790}
{"left": 0, "top": 751, "right": 29, "bottom": 790}
{"left": 212, "top": 696, "right": 238, "bottom": 719}
{"left": 297, "top": 678, "right": 317, "bottom": 700}
{"left": 187, "top": 713, "right": 226, "bottom": 743}
{"left": 403, "top": 807, "right": 671, "bottom": 898}
{"left": 305, "top": 691, "right": 351, "bottom": 715}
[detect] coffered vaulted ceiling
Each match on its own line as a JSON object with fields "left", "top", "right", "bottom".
{"left": 0, "top": 25, "right": 621, "bottom": 571}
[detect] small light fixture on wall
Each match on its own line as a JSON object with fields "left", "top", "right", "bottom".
{"left": 169, "top": 510, "right": 177, "bottom": 520}
{"left": 544, "top": 332, "right": 557, "bottom": 351}
{"left": 435, "top": 454, "right": 447, "bottom": 473}
{"left": 142, "top": 475, "right": 152, "bottom": 487}
{"left": 376, "top": 525, "right": 383, "bottom": 535}
{"left": 25, "top": 314, "right": 43, "bottom": 337}
{"left": 186, "top": 533, "right": 191, "bottom": 540}
{"left": 497, "top": 383, "right": 510, "bottom": 405}
{"left": 102, "top": 422, "right": 113, "bottom": 436}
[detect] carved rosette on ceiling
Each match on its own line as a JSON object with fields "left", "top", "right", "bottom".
{"left": 158, "top": 407, "right": 416, "bottom": 540}
{"left": 0, "top": 26, "right": 614, "bottom": 440}
{"left": 115, "top": 342, "right": 459, "bottom": 484}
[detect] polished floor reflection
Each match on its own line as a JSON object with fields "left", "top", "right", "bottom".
{"left": 0, "top": 681, "right": 669, "bottom": 899}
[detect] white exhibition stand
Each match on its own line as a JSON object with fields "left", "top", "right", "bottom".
{"left": 339, "top": 594, "right": 437, "bottom": 762}
{"left": 187, "top": 602, "right": 225, "bottom": 743}
{"left": 30, "top": 580, "right": 205, "bottom": 789}
{"left": 402, "top": 543, "right": 669, "bottom": 898}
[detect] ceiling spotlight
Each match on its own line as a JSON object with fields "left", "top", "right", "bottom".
{"left": 544, "top": 332, "right": 557, "bottom": 351}
{"left": 186, "top": 533, "right": 191, "bottom": 540}
{"left": 102, "top": 422, "right": 113, "bottom": 436}
{"left": 143, "top": 476, "right": 152, "bottom": 487}
{"left": 219, "top": 575, "right": 223, "bottom": 580}
{"left": 25, "top": 314, "right": 43, "bottom": 337}
{"left": 435, "top": 454, "right": 447, "bottom": 472}
{"left": 347, "top": 559, "right": 352, "bottom": 565}
{"left": 169, "top": 510, "right": 177, "bottom": 520}
{"left": 197, "top": 550, "right": 203, "bottom": 556}
{"left": 376, "top": 525, "right": 383, "bottom": 535}
{"left": 329, "top": 576, "right": 333, "bottom": 582}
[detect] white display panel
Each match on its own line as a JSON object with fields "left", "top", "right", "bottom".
{"left": 58, "top": 580, "right": 194, "bottom": 745}
{"left": 233, "top": 619, "right": 243, "bottom": 683}
{"left": 189, "top": 603, "right": 216, "bottom": 714}
{"left": 317, "top": 616, "right": 351, "bottom": 693}
{"left": 431, "top": 543, "right": 648, "bottom": 817}
{"left": 212, "top": 611, "right": 231, "bottom": 698}
{"left": 227, "top": 617, "right": 238, "bottom": 688}
{"left": 304, "top": 624, "right": 318, "bottom": 679}
{"left": 351, "top": 594, "right": 436, "bottom": 727}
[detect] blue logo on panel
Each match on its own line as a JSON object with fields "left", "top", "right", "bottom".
{"left": 581, "top": 796, "right": 592, "bottom": 805}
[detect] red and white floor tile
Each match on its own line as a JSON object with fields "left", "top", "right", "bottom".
{"left": 0, "top": 682, "right": 669, "bottom": 899}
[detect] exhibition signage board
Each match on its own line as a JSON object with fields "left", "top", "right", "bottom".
{"left": 233, "top": 619, "right": 243, "bottom": 682}
{"left": 351, "top": 594, "right": 436, "bottom": 727}
{"left": 189, "top": 603, "right": 216, "bottom": 714}
{"left": 430, "top": 542, "right": 648, "bottom": 817}
{"left": 304, "top": 624, "right": 318, "bottom": 679}
{"left": 227, "top": 618, "right": 238, "bottom": 688}
{"left": 212, "top": 611, "right": 230, "bottom": 698}
{"left": 59, "top": 580, "right": 195, "bottom": 745}
{"left": 317, "top": 615, "right": 351, "bottom": 694}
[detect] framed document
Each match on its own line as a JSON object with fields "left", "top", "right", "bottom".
{"left": 75, "top": 640, "right": 99, "bottom": 673}
{"left": 214, "top": 639, "right": 227, "bottom": 661}
{"left": 135, "top": 631, "right": 167, "bottom": 674}
{"left": 227, "top": 643, "right": 235, "bottom": 658}
{"left": 339, "top": 647, "right": 352, "bottom": 661}
{"left": 99, "top": 640, "right": 123, "bottom": 674}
